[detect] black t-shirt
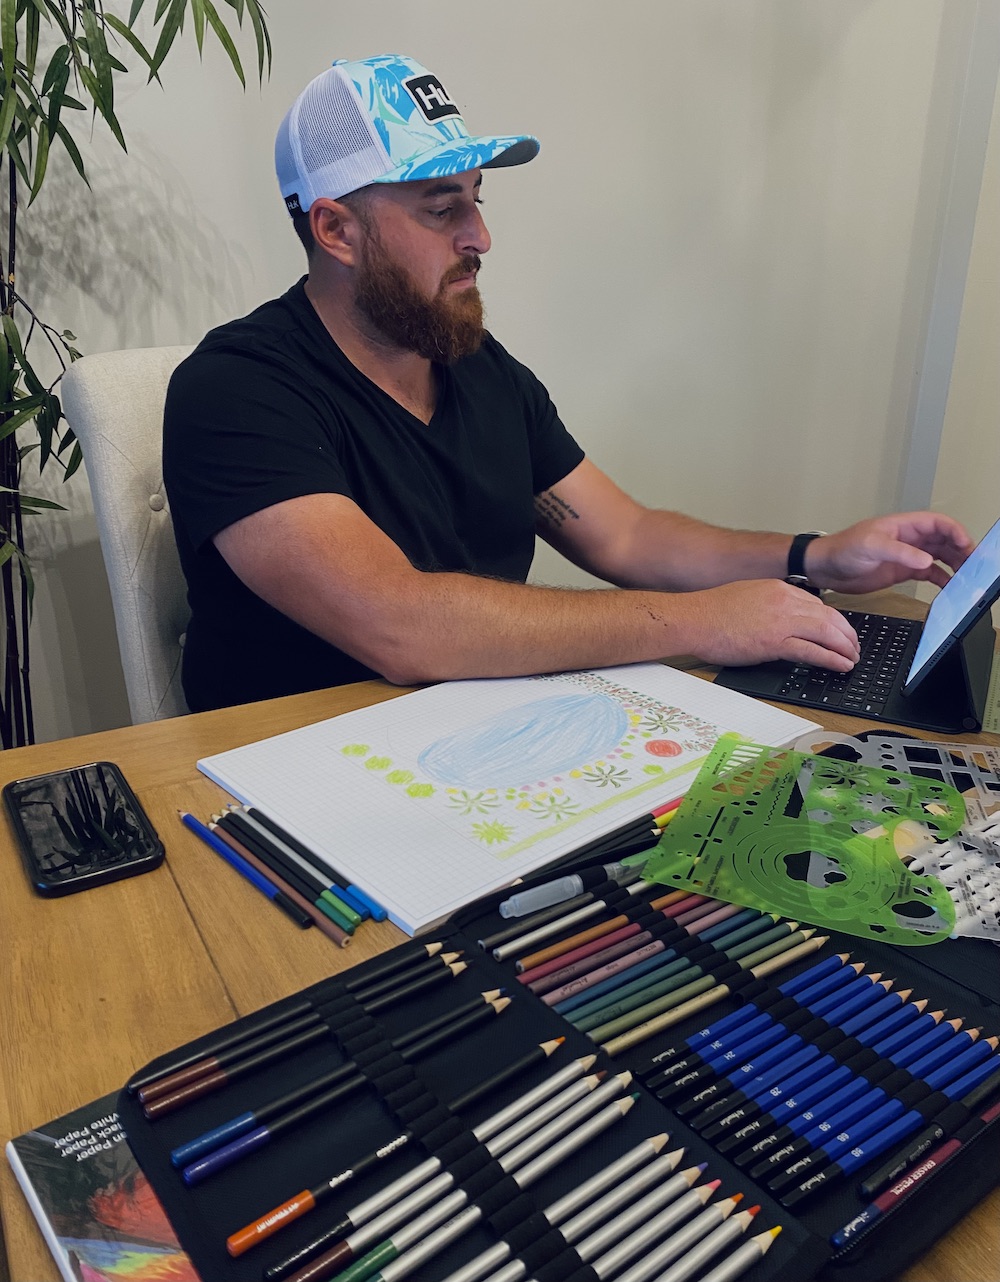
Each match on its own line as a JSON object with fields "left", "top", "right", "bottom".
{"left": 163, "top": 280, "right": 585, "bottom": 711}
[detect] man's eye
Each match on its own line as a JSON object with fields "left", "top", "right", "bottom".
{"left": 429, "top": 207, "right": 452, "bottom": 219}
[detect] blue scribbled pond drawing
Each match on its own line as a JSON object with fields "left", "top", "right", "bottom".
{"left": 417, "top": 693, "right": 629, "bottom": 787}
{"left": 335, "top": 669, "right": 724, "bottom": 858}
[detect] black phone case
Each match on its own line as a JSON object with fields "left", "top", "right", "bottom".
{"left": 3, "top": 760, "right": 165, "bottom": 896}
{"left": 118, "top": 867, "right": 1000, "bottom": 1282}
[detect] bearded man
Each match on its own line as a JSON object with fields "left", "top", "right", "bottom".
{"left": 163, "top": 54, "right": 970, "bottom": 713}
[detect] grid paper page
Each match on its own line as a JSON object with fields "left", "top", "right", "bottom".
{"left": 197, "top": 664, "right": 819, "bottom": 934}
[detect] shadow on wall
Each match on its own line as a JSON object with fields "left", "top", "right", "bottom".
{"left": 35, "top": 536, "right": 132, "bottom": 737}
{"left": 15, "top": 129, "right": 250, "bottom": 353}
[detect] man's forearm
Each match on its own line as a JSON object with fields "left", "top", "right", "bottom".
{"left": 315, "top": 567, "right": 855, "bottom": 686}
{"left": 350, "top": 575, "right": 695, "bottom": 684}
{"left": 612, "top": 511, "right": 794, "bottom": 591}
{"left": 533, "top": 465, "right": 794, "bottom": 591}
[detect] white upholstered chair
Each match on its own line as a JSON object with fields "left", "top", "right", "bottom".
{"left": 61, "top": 346, "right": 194, "bottom": 724}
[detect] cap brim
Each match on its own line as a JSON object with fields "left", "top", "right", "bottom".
{"left": 373, "top": 134, "right": 539, "bottom": 185}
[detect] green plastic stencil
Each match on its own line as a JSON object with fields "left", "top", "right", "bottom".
{"left": 642, "top": 735, "right": 965, "bottom": 945}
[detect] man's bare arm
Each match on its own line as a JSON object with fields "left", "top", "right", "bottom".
{"left": 533, "top": 459, "right": 792, "bottom": 589}
{"left": 535, "top": 460, "right": 973, "bottom": 593}
{"left": 214, "top": 491, "right": 859, "bottom": 685}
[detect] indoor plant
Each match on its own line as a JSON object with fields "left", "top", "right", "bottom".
{"left": 0, "top": 0, "right": 270, "bottom": 747}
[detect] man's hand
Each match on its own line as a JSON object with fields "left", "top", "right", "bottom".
{"left": 680, "top": 579, "right": 861, "bottom": 670}
{"left": 805, "top": 513, "right": 973, "bottom": 595}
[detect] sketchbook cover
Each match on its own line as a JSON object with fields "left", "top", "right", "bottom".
{"left": 5, "top": 1090, "right": 198, "bottom": 1282}
{"left": 197, "top": 663, "right": 819, "bottom": 934}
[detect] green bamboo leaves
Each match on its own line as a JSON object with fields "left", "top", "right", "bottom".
{"left": 0, "top": 0, "right": 271, "bottom": 746}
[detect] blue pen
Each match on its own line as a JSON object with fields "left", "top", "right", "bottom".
{"left": 178, "top": 811, "right": 312, "bottom": 929}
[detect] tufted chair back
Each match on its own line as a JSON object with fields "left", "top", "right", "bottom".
{"left": 61, "top": 347, "right": 194, "bottom": 723}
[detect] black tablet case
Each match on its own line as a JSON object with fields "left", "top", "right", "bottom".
{"left": 118, "top": 868, "right": 1000, "bottom": 1282}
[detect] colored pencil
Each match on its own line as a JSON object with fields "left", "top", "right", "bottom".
{"left": 831, "top": 1094, "right": 1000, "bottom": 1249}
{"left": 277, "top": 1075, "right": 632, "bottom": 1282}
{"left": 178, "top": 810, "right": 313, "bottom": 929}
{"left": 262, "top": 1052, "right": 599, "bottom": 1282}
{"left": 593, "top": 1192, "right": 744, "bottom": 1282}
{"left": 325, "top": 1091, "right": 637, "bottom": 1282}
{"left": 226, "top": 1036, "right": 567, "bottom": 1255}
{"left": 137, "top": 965, "right": 464, "bottom": 1104}
{"left": 206, "top": 820, "right": 354, "bottom": 944}
{"left": 436, "top": 1138, "right": 685, "bottom": 1282}
{"left": 601, "top": 934, "right": 829, "bottom": 1056}
{"left": 175, "top": 994, "right": 508, "bottom": 1180}
{"left": 858, "top": 1062, "right": 1000, "bottom": 1197}
{"left": 243, "top": 804, "right": 387, "bottom": 919}
{"left": 693, "top": 1228, "right": 781, "bottom": 1282}
{"left": 125, "top": 940, "right": 446, "bottom": 1096}
{"left": 589, "top": 925, "right": 811, "bottom": 1046}
{"left": 214, "top": 812, "right": 359, "bottom": 933}
{"left": 708, "top": 1008, "right": 950, "bottom": 1150}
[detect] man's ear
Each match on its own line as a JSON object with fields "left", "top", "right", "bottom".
{"left": 310, "top": 198, "right": 363, "bottom": 266}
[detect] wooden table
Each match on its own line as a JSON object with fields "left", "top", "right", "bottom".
{"left": 1, "top": 591, "right": 997, "bottom": 1282}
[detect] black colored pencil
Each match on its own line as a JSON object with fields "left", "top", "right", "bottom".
{"left": 126, "top": 940, "right": 447, "bottom": 1096}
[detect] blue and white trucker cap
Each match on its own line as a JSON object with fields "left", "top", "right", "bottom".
{"left": 275, "top": 54, "right": 539, "bottom": 214}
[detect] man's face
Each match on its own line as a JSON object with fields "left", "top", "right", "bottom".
{"left": 351, "top": 171, "right": 491, "bottom": 363}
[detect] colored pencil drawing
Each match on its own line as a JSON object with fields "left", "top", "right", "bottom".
{"left": 335, "top": 670, "right": 726, "bottom": 857}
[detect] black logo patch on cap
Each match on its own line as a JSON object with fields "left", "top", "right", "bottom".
{"left": 404, "top": 74, "right": 460, "bottom": 122}
{"left": 285, "top": 192, "right": 302, "bottom": 214}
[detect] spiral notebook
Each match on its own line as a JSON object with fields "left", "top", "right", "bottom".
{"left": 197, "top": 664, "right": 819, "bottom": 934}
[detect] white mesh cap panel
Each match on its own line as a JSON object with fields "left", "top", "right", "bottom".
{"left": 275, "top": 66, "right": 391, "bottom": 208}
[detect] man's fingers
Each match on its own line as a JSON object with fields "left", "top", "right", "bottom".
{"left": 918, "top": 562, "right": 952, "bottom": 590}
{"left": 824, "top": 606, "right": 860, "bottom": 657}
{"left": 781, "top": 637, "right": 856, "bottom": 672}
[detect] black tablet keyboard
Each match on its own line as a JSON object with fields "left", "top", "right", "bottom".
{"left": 774, "top": 610, "right": 921, "bottom": 716}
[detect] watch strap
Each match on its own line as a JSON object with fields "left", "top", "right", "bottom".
{"left": 786, "top": 531, "right": 826, "bottom": 591}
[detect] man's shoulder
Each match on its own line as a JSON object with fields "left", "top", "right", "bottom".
{"left": 171, "top": 280, "right": 314, "bottom": 386}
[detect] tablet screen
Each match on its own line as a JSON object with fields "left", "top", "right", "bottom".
{"left": 904, "top": 517, "right": 1000, "bottom": 691}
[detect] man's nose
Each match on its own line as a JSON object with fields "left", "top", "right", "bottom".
{"left": 458, "top": 203, "right": 491, "bottom": 256}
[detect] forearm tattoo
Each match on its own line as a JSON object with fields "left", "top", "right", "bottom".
{"left": 535, "top": 489, "right": 580, "bottom": 532}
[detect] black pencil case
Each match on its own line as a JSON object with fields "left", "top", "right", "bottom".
{"left": 119, "top": 879, "right": 1000, "bottom": 1282}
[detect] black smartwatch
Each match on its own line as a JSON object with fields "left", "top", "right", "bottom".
{"left": 785, "top": 531, "right": 826, "bottom": 595}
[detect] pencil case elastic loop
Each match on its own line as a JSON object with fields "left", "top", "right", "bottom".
{"left": 371, "top": 1076, "right": 425, "bottom": 1117}
{"left": 483, "top": 1188, "right": 537, "bottom": 1236}
{"left": 332, "top": 1019, "right": 384, "bottom": 1059}
{"left": 536, "top": 1252, "right": 598, "bottom": 1282}
{"left": 448, "top": 1143, "right": 499, "bottom": 1186}
{"left": 515, "top": 1231, "right": 581, "bottom": 1276}
{"left": 349, "top": 1041, "right": 403, "bottom": 1073}
{"left": 437, "top": 1129, "right": 483, "bottom": 1166}
{"left": 500, "top": 1214, "right": 566, "bottom": 1259}
{"left": 390, "top": 1088, "right": 447, "bottom": 1126}
{"left": 398, "top": 1102, "right": 457, "bottom": 1139}
{"left": 461, "top": 1162, "right": 517, "bottom": 1208}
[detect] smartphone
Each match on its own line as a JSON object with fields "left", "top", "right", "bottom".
{"left": 3, "top": 761, "right": 165, "bottom": 897}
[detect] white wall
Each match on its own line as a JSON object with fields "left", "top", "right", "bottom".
{"left": 931, "top": 70, "right": 1000, "bottom": 541}
{"left": 16, "top": 0, "right": 997, "bottom": 742}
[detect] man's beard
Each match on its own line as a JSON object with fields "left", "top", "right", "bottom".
{"left": 354, "top": 231, "right": 485, "bottom": 364}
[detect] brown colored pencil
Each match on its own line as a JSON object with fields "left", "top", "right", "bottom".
{"left": 209, "top": 821, "right": 351, "bottom": 947}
